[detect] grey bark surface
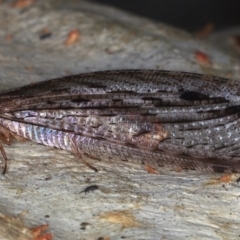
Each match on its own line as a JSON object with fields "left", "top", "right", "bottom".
{"left": 1, "top": 1, "right": 240, "bottom": 239}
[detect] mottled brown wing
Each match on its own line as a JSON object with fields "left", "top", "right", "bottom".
{"left": 0, "top": 70, "right": 240, "bottom": 171}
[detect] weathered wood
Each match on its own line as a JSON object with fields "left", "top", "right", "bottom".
{"left": 1, "top": 0, "right": 240, "bottom": 239}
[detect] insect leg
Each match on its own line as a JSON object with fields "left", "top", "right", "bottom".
{"left": 69, "top": 137, "right": 98, "bottom": 172}
{"left": 0, "top": 142, "right": 8, "bottom": 174}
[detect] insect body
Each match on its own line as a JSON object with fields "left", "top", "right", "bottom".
{"left": 81, "top": 185, "right": 99, "bottom": 194}
{"left": 0, "top": 70, "right": 240, "bottom": 173}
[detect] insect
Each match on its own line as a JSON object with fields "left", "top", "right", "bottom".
{"left": 0, "top": 70, "right": 240, "bottom": 173}
{"left": 80, "top": 185, "right": 99, "bottom": 194}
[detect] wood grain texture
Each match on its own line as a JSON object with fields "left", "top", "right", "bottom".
{"left": 0, "top": 211, "right": 52, "bottom": 240}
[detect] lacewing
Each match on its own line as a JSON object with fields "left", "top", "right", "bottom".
{"left": 0, "top": 70, "right": 240, "bottom": 173}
